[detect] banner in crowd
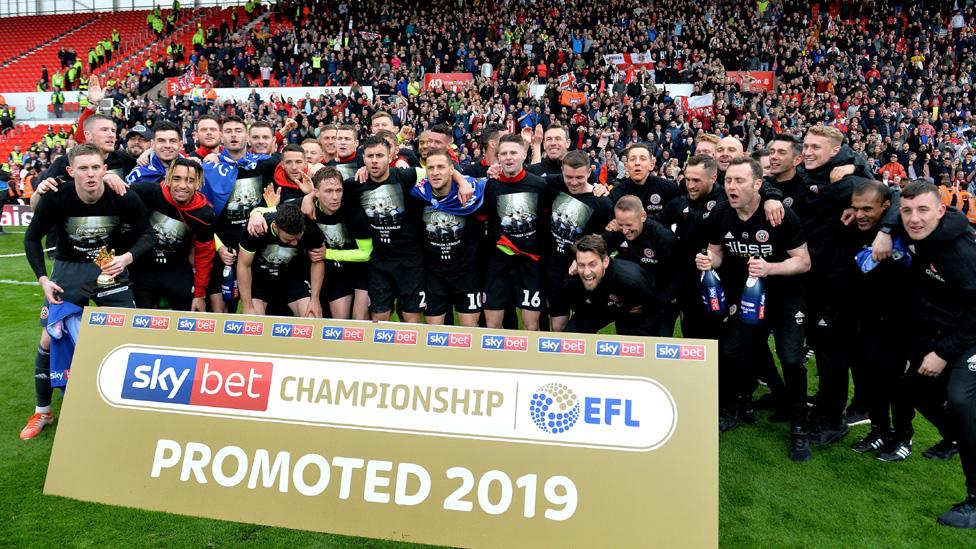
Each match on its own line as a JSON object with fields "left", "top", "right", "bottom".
{"left": 603, "top": 53, "right": 655, "bottom": 72}
{"left": 560, "top": 91, "right": 587, "bottom": 107}
{"left": 725, "top": 71, "right": 775, "bottom": 92}
{"left": 1, "top": 204, "right": 32, "bottom": 226}
{"left": 682, "top": 93, "right": 715, "bottom": 119}
{"left": 46, "top": 309, "right": 718, "bottom": 548}
{"left": 166, "top": 76, "right": 213, "bottom": 97}
{"left": 557, "top": 73, "right": 576, "bottom": 91}
{"left": 423, "top": 73, "right": 474, "bottom": 93}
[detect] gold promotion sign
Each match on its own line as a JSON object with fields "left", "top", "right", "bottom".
{"left": 45, "top": 308, "right": 718, "bottom": 548}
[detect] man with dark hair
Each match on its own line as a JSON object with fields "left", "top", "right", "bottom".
{"left": 237, "top": 203, "right": 325, "bottom": 317}
{"left": 537, "top": 150, "right": 613, "bottom": 331}
{"left": 203, "top": 115, "right": 278, "bottom": 313}
{"left": 129, "top": 156, "right": 215, "bottom": 311}
{"left": 125, "top": 124, "right": 152, "bottom": 157}
{"left": 766, "top": 134, "right": 806, "bottom": 214}
{"left": 415, "top": 149, "right": 486, "bottom": 326}
{"left": 840, "top": 179, "right": 914, "bottom": 460}
{"left": 564, "top": 234, "right": 657, "bottom": 335}
{"left": 898, "top": 181, "right": 976, "bottom": 528}
{"left": 697, "top": 157, "right": 812, "bottom": 461}
{"left": 347, "top": 136, "right": 426, "bottom": 323}
{"left": 419, "top": 124, "right": 454, "bottom": 166}
{"left": 271, "top": 144, "right": 314, "bottom": 207}
{"left": 125, "top": 121, "right": 183, "bottom": 184}
{"left": 482, "top": 133, "right": 549, "bottom": 331}
{"left": 463, "top": 123, "right": 506, "bottom": 178}
{"left": 20, "top": 144, "right": 154, "bottom": 440}
{"left": 609, "top": 143, "right": 679, "bottom": 219}
{"left": 330, "top": 124, "right": 361, "bottom": 180}
{"left": 39, "top": 113, "right": 135, "bottom": 185}
{"left": 318, "top": 124, "right": 339, "bottom": 165}
{"left": 528, "top": 124, "right": 572, "bottom": 177}
{"left": 602, "top": 194, "right": 677, "bottom": 336}
{"left": 248, "top": 121, "right": 277, "bottom": 156}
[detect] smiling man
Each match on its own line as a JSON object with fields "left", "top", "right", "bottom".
{"left": 898, "top": 181, "right": 976, "bottom": 529}
{"left": 129, "top": 156, "right": 215, "bottom": 311}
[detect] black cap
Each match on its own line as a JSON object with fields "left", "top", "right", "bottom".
{"left": 126, "top": 124, "right": 152, "bottom": 140}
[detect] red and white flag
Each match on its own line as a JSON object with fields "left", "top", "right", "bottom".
{"left": 681, "top": 93, "right": 714, "bottom": 119}
{"left": 603, "top": 52, "right": 655, "bottom": 72}
{"left": 557, "top": 72, "right": 576, "bottom": 91}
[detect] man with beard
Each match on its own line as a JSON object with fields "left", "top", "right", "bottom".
{"left": 237, "top": 203, "right": 325, "bottom": 317}
{"left": 418, "top": 124, "right": 455, "bottom": 167}
{"left": 202, "top": 115, "right": 277, "bottom": 313}
{"left": 564, "top": 235, "right": 657, "bottom": 336}
{"left": 899, "top": 181, "right": 976, "bottom": 528}
{"left": 125, "top": 121, "right": 183, "bottom": 184}
{"left": 697, "top": 158, "right": 811, "bottom": 460}
{"left": 125, "top": 124, "right": 152, "bottom": 157}
{"left": 542, "top": 151, "right": 613, "bottom": 332}
{"left": 20, "top": 144, "right": 153, "bottom": 440}
{"left": 463, "top": 123, "right": 506, "bottom": 178}
{"left": 129, "top": 157, "right": 215, "bottom": 311}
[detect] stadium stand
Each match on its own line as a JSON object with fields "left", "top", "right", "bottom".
{"left": 0, "top": 13, "right": 96, "bottom": 66}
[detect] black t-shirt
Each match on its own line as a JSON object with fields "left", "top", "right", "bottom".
{"left": 527, "top": 157, "right": 562, "bottom": 177}
{"left": 767, "top": 172, "right": 807, "bottom": 219}
{"left": 609, "top": 175, "right": 680, "bottom": 218}
{"left": 604, "top": 218, "right": 679, "bottom": 306}
{"left": 129, "top": 181, "right": 215, "bottom": 271}
{"left": 544, "top": 176, "right": 613, "bottom": 267}
{"left": 329, "top": 154, "right": 364, "bottom": 181}
{"left": 314, "top": 200, "right": 371, "bottom": 271}
{"left": 212, "top": 157, "right": 278, "bottom": 250}
{"left": 24, "top": 181, "right": 153, "bottom": 278}
{"left": 462, "top": 159, "right": 491, "bottom": 179}
{"left": 422, "top": 202, "right": 481, "bottom": 273}
{"left": 565, "top": 259, "right": 655, "bottom": 330}
{"left": 238, "top": 212, "right": 325, "bottom": 279}
{"left": 482, "top": 170, "right": 549, "bottom": 256}
{"left": 704, "top": 201, "right": 806, "bottom": 303}
{"left": 347, "top": 167, "right": 424, "bottom": 262}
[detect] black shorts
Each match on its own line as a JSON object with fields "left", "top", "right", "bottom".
{"left": 484, "top": 252, "right": 544, "bottom": 312}
{"left": 323, "top": 262, "right": 368, "bottom": 303}
{"left": 207, "top": 256, "right": 234, "bottom": 297}
{"left": 39, "top": 260, "right": 135, "bottom": 327}
{"left": 368, "top": 260, "right": 424, "bottom": 314}
{"left": 544, "top": 262, "right": 574, "bottom": 317}
{"left": 131, "top": 266, "right": 194, "bottom": 310}
{"left": 251, "top": 271, "right": 310, "bottom": 306}
{"left": 425, "top": 268, "right": 482, "bottom": 316}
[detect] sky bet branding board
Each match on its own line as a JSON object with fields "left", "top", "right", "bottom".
{"left": 46, "top": 308, "right": 718, "bottom": 548}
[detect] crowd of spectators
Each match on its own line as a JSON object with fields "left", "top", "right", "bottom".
{"left": 9, "top": 0, "right": 976, "bottom": 197}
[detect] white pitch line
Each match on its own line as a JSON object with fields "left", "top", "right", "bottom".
{"left": 0, "top": 246, "right": 54, "bottom": 258}
{"left": 0, "top": 279, "right": 38, "bottom": 285}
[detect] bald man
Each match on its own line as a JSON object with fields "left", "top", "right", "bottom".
{"left": 716, "top": 136, "right": 744, "bottom": 179}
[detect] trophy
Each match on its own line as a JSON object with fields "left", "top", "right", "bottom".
{"left": 94, "top": 246, "right": 117, "bottom": 286}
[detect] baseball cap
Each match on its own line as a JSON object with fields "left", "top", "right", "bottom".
{"left": 126, "top": 124, "right": 152, "bottom": 140}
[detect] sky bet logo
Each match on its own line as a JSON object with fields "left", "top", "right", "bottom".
{"left": 538, "top": 337, "right": 585, "bottom": 354}
{"left": 373, "top": 329, "right": 417, "bottom": 345}
{"left": 176, "top": 317, "right": 216, "bottom": 333}
{"left": 223, "top": 320, "right": 264, "bottom": 336}
{"left": 655, "top": 343, "right": 707, "bottom": 361}
{"left": 132, "top": 315, "right": 170, "bottom": 330}
{"left": 272, "top": 323, "right": 313, "bottom": 339}
{"left": 481, "top": 334, "right": 528, "bottom": 351}
{"left": 596, "top": 340, "right": 645, "bottom": 358}
{"left": 121, "top": 352, "right": 272, "bottom": 411}
{"left": 88, "top": 312, "right": 125, "bottom": 327}
{"left": 426, "top": 331, "right": 472, "bottom": 349}
{"left": 321, "top": 326, "right": 365, "bottom": 342}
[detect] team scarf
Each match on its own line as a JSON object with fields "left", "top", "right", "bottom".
{"left": 410, "top": 175, "right": 485, "bottom": 216}
{"left": 124, "top": 153, "right": 168, "bottom": 184}
{"left": 855, "top": 236, "right": 912, "bottom": 273}
{"left": 202, "top": 149, "right": 271, "bottom": 215}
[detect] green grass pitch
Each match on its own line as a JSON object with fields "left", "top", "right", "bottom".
{"left": 0, "top": 230, "right": 971, "bottom": 547}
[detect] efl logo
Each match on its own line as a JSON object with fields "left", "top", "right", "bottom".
{"left": 89, "top": 312, "right": 126, "bottom": 327}
{"left": 176, "top": 318, "right": 216, "bottom": 333}
{"left": 481, "top": 334, "right": 528, "bottom": 351}
{"left": 223, "top": 320, "right": 264, "bottom": 336}
{"left": 272, "top": 323, "right": 313, "bottom": 339}
{"left": 132, "top": 315, "right": 170, "bottom": 330}
{"left": 426, "top": 331, "right": 472, "bottom": 348}
{"left": 538, "top": 337, "right": 585, "bottom": 354}
{"left": 596, "top": 341, "right": 645, "bottom": 358}
{"left": 373, "top": 329, "right": 418, "bottom": 345}
{"left": 321, "top": 326, "right": 365, "bottom": 342}
{"left": 655, "top": 343, "right": 707, "bottom": 361}
{"left": 121, "top": 352, "right": 272, "bottom": 411}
